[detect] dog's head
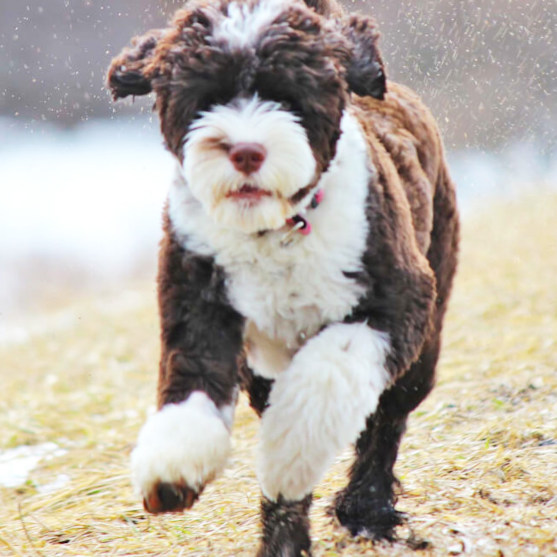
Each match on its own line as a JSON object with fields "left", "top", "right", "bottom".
{"left": 108, "top": 0, "right": 385, "bottom": 234}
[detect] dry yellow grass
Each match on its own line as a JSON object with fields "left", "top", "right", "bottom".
{"left": 1, "top": 192, "right": 556, "bottom": 556}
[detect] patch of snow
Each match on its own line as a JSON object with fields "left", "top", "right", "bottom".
{"left": 0, "top": 442, "right": 67, "bottom": 488}
{"left": 38, "top": 473, "right": 71, "bottom": 495}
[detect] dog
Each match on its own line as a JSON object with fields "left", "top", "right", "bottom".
{"left": 107, "top": 0, "right": 459, "bottom": 555}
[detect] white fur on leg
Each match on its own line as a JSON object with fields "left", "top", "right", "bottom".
{"left": 258, "top": 323, "right": 390, "bottom": 502}
{"left": 131, "top": 392, "right": 232, "bottom": 498}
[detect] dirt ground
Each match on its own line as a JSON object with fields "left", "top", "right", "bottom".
{"left": 1, "top": 192, "right": 556, "bottom": 556}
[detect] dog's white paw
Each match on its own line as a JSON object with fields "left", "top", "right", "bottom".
{"left": 131, "top": 391, "right": 232, "bottom": 513}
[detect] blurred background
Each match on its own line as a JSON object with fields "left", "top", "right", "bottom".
{"left": 1, "top": 0, "right": 556, "bottom": 322}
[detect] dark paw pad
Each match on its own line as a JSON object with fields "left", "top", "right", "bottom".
{"left": 143, "top": 481, "right": 202, "bottom": 514}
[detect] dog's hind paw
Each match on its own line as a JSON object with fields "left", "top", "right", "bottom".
{"left": 344, "top": 510, "right": 407, "bottom": 542}
{"left": 331, "top": 492, "right": 407, "bottom": 542}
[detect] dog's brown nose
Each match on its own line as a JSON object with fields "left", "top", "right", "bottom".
{"left": 229, "top": 143, "right": 266, "bottom": 174}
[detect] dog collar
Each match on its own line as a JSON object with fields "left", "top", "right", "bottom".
{"left": 281, "top": 188, "right": 324, "bottom": 246}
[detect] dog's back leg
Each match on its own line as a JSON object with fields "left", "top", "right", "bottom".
{"left": 333, "top": 336, "right": 440, "bottom": 539}
{"left": 333, "top": 166, "right": 459, "bottom": 540}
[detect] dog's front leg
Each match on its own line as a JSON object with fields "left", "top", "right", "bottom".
{"left": 256, "top": 323, "right": 391, "bottom": 556}
{"left": 132, "top": 226, "right": 244, "bottom": 514}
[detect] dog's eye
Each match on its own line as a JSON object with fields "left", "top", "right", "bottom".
{"left": 281, "top": 98, "right": 304, "bottom": 118}
{"left": 280, "top": 100, "right": 292, "bottom": 112}
{"left": 189, "top": 10, "right": 211, "bottom": 29}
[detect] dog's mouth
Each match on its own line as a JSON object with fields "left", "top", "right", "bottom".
{"left": 226, "top": 184, "right": 273, "bottom": 203}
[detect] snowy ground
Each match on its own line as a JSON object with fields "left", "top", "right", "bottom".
{"left": 1, "top": 116, "right": 556, "bottom": 318}
{"left": 0, "top": 117, "right": 173, "bottom": 315}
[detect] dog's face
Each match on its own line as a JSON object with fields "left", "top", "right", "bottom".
{"left": 183, "top": 94, "right": 319, "bottom": 233}
{"left": 108, "top": 0, "right": 385, "bottom": 233}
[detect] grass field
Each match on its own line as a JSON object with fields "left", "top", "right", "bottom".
{"left": 1, "top": 193, "right": 556, "bottom": 556}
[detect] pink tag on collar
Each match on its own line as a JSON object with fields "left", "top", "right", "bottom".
{"left": 286, "top": 215, "right": 312, "bottom": 235}
{"left": 284, "top": 188, "right": 322, "bottom": 240}
{"left": 298, "top": 219, "right": 312, "bottom": 235}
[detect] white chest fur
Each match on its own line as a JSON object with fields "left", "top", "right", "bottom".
{"left": 168, "top": 111, "right": 373, "bottom": 378}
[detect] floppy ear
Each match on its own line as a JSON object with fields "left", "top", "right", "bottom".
{"left": 342, "top": 15, "right": 387, "bottom": 100}
{"left": 107, "top": 29, "right": 165, "bottom": 100}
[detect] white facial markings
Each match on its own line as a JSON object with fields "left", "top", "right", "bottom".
{"left": 214, "top": 0, "right": 286, "bottom": 49}
{"left": 258, "top": 323, "right": 391, "bottom": 502}
{"left": 182, "top": 96, "right": 316, "bottom": 233}
{"left": 131, "top": 392, "right": 232, "bottom": 498}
